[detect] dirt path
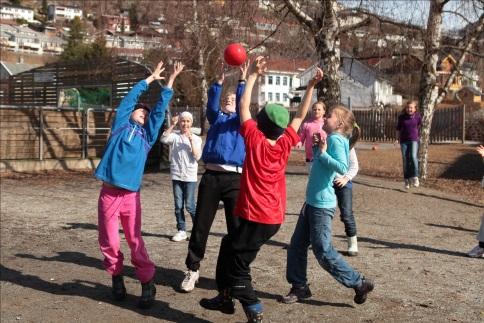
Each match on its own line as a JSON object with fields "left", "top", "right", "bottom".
{"left": 1, "top": 169, "right": 483, "bottom": 323}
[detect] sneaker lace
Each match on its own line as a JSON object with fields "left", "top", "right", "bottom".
{"left": 183, "top": 271, "right": 193, "bottom": 282}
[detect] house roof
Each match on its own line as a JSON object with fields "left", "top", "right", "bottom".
{"left": 0, "top": 61, "right": 41, "bottom": 76}
{"left": 266, "top": 58, "right": 313, "bottom": 74}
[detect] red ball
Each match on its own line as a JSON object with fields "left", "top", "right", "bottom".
{"left": 224, "top": 43, "right": 247, "bottom": 66}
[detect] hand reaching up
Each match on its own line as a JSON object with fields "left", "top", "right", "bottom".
{"left": 248, "top": 56, "right": 267, "bottom": 77}
{"left": 146, "top": 60, "right": 165, "bottom": 84}
{"left": 239, "top": 60, "right": 249, "bottom": 81}
{"left": 308, "top": 67, "right": 324, "bottom": 87}
{"left": 167, "top": 61, "right": 185, "bottom": 88}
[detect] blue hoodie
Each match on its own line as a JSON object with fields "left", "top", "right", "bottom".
{"left": 306, "top": 133, "right": 349, "bottom": 209}
{"left": 95, "top": 80, "right": 173, "bottom": 191}
{"left": 202, "top": 81, "right": 246, "bottom": 167}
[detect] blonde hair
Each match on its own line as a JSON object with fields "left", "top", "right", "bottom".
{"left": 329, "top": 105, "right": 360, "bottom": 148}
{"left": 401, "top": 100, "right": 418, "bottom": 115}
{"left": 312, "top": 101, "right": 326, "bottom": 110}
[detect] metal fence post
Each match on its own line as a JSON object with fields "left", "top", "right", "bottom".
{"left": 81, "top": 109, "right": 86, "bottom": 159}
{"left": 39, "top": 107, "right": 43, "bottom": 161}
{"left": 462, "top": 104, "right": 465, "bottom": 144}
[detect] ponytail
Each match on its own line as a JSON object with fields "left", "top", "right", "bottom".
{"left": 349, "top": 122, "right": 360, "bottom": 149}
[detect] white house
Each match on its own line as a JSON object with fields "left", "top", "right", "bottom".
{"left": 0, "top": 3, "right": 34, "bottom": 22}
{"left": 0, "top": 24, "right": 65, "bottom": 55}
{"left": 257, "top": 58, "right": 312, "bottom": 108}
{"left": 47, "top": 5, "right": 83, "bottom": 21}
{"left": 297, "top": 54, "right": 402, "bottom": 108}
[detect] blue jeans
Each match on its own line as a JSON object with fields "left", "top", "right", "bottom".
{"left": 334, "top": 183, "right": 357, "bottom": 237}
{"left": 172, "top": 180, "right": 197, "bottom": 231}
{"left": 400, "top": 141, "right": 419, "bottom": 179}
{"left": 286, "top": 203, "right": 362, "bottom": 288}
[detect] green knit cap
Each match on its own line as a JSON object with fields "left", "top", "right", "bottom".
{"left": 264, "top": 103, "right": 289, "bottom": 128}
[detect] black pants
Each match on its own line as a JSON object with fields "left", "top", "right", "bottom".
{"left": 185, "top": 170, "right": 241, "bottom": 271}
{"left": 215, "top": 218, "right": 280, "bottom": 306}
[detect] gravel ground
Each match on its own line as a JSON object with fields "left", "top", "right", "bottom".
{"left": 1, "top": 169, "right": 483, "bottom": 323}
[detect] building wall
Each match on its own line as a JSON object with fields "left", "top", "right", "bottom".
{"left": 0, "top": 5, "right": 34, "bottom": 22}
{"left": 260, "top": 72, "right": 300, "bottom": 107}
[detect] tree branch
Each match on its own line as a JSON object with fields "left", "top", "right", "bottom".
{"left": 338, "top": 16, "right": 372, "bottom": 34}
{"left": 248, "top": 10, "right": 290, "bottom": 53}
{"left": 438, "top": 12, "right": 484, "bottom": 101}
{"left": 442, "top": 10, "right": 474, "bottom": 25}
{"left": 440, "top": 45, "right": 484, "bottom": 58}
{"left": 283, "top": 0, "right": 315, "bottom": 32}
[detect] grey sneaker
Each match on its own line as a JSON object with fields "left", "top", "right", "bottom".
{"left": 280, "top": 285, "right": 312, "bottom": 304}
{"left": 404, "top": 179, "right": 410, "bottom": 189}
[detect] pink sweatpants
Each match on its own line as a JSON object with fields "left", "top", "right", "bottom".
{"left": 98, "top": 185, "right": 155, "bottom": 283}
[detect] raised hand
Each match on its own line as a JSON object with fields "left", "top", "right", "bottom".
{"left": 146, "top": 60, "right": 165, "bottom": 84}
{"left": 249, "top": 56, "right": 267, "bottom": 76}
{"left": 309, "top": 67, "right": 324, "bottom": 86}
{"left": 171, "top": 115, "right": 179, "bottom": 125}
{"left": 167, "top": 61, "right": 185, "bottom": 88}
{"left": 217, "top": 61, "right": 225, "bottom": 84}
{"left": 239, "top": 60, "right": 249, "bottom": 80}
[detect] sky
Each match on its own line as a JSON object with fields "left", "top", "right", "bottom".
{"left": 340, "top": 0, "right": 483, "bottom": 31}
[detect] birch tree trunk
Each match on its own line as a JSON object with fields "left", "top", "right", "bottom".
{"left": 418, "top": 0, "right": 445, "bottom": 180}
{"left": 418, "top": 1, "right": 483, "bottom": 180}
{"left": 314, "top": 0, "right": 341, "bottom": 107}
{"left": 192, "top": 0, "right": 209, "bottom": 135}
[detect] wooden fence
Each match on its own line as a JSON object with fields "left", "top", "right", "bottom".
{"left": 353, "top": 106, "right": 464, "bottom": 143}
{"left": 0, "top": 106, "right": 167, "bottom": 163}
{"left": 0, "top": 105, "right": 468, "bottom": 161}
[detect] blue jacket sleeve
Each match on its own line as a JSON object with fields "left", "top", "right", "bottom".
{"left": 314, "top": 137, "right": 348, "bottom": 175}
{"left": 235, "top": 81, "right": 246, "bottom": 115}
{"left": 113, "top": 80, "right": 148, "bottom": 130}
{"left": 145, "top": 87, "right": 174, "bottom": 146}
{"left": 206, "top": 83, "right": 222, "bottom": 125}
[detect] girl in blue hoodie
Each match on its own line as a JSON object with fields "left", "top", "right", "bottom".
{"left": 282, "top": 105, "right": 374, "bottom": 305}
{"left": 95, "top": 61, "right": 184, "bottom": 309}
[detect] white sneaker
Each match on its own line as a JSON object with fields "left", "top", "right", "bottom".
{"left": 468, "top": 245, "right": 484, "bottom": 258}
{"left": 411, "top": 177, "right": 420, "bottom": 188}
{"left": 404, "top": 179, "right": 410, "bottom": 189}
{"left": 180, "top": 270, "right": 199, "bottom": 292}
{"left": 172, "top": 230, "right": 187, "bottom": 242}
{"left": 347, "top": 236, "right": 358, "bottom": 256}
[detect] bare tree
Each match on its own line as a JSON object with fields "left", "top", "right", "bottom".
{"left": 418, "top": 0, "right": 483, "bottom": 179}
{"left": 282, "top": 0, "right": 372, "bottom": 107}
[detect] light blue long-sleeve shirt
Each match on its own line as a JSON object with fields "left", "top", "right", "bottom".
{"left": 306, "top": 132, "right": 349, "bottom": 209}
{"left": 95, "top": 80, "right": 173, "bottom": 191}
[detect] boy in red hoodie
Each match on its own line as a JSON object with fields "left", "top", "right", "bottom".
{"left": 200, "top": 57, "right": 323, "bottom": 323}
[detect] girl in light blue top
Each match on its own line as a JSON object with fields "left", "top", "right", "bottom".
{"left": 282, "top": 105, "right": 374, "bottom": 305}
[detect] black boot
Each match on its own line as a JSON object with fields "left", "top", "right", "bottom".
{"left": 354, "top": 277, "right": 374, "bottom": 304}
{"left": 111, "top": 275, "right": 127, "bottom": 301}
{"left": 199, "top": 290, "right": 235, "bottom": 314}
{"left": 138, "top": 279, "right": 156, "bottom": 309}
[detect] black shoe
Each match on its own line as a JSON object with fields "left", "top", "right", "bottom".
{"left": 111, "top": 275, "right": 127, "bottom": 301}
{"left": 199, "top": 293, "right": 235, "bottom": 314}
{"left": 138, "top": 279, "right": 156, "bottom": 309}
{"left": 243, "top": 302, "right": 263, "bottom": 323}
{"left": 280, "top": 285, "right": 312, "bottom": 304}
{"left": 354, "top": 277, "right": 374, "bottom": 304}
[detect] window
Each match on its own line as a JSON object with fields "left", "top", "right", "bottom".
{"left": 283, "top": 93, "right": 288, "bottom": 102}
{"left": 283, "top": 77, "right": 287, "bottom": 86}
{"left": 261, "top": 91, "right": 265, "bottom": 100}
{"left": 261, "top": 76, "right": 265, "bottom": 84}
{"left": 268, "top": 92, "right": 273, "bottom": 101}
{"left": 268, "top": 76, "right": 273, "bottom": 85}
{"left": 276, "top": 76, "right": 280, "bottom": 85}
{"left": 289, "top": 77, "right": 292, "bottom": 87}
{"left": 276, "top": 93, "right": 280, "bottom": 102}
